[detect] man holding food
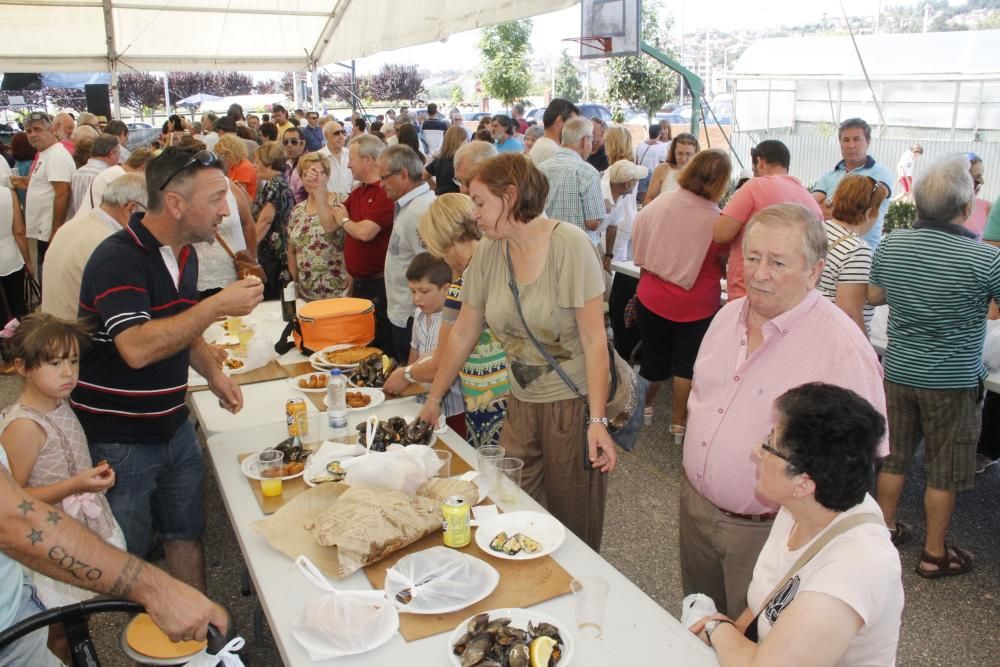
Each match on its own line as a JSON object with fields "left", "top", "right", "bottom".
{"left": 73, "top": 146, "right": 264, "bottom": 593}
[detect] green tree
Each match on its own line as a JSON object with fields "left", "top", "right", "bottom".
{"left": 450, "top": 84, "right": 463, "bottom": 108}
{"left": 605, "top": 1, "right": 679, "bottom": 121}
{"left": 554, "top": 51, "right": 583, "bottom": 103}
{"left": 479, "top": 19, "right": 533, "bottom": 109}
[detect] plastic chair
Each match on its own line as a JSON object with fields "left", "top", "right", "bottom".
{"left": 0, "top": 599, "right": 236, "bottom": 667}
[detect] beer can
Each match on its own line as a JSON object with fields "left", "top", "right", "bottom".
{"left": 441, "top": 496, "right": 471, "bottom": 548}
{"left": 285, "top": 398, "right": 309, "bottom": 437}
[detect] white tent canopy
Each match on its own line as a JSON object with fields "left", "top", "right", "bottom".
{"left": 0, "top": 0, "right": 576, "bottom": 73}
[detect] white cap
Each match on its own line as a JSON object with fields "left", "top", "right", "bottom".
{"left": 608, "top": 159, "right": 648, "bottom": 183}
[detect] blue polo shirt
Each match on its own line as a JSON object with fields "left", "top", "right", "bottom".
{"left": 300, "top": 125, "right": 324, "bottom": 152}
{"left": 496, "top": 136, "right": 525, "bottom": 154}
{"left": 73, "top": 214, "right": 199, "bottom": 444}
{"left": 812, "top": 155, "right": 893, "bottom": 249}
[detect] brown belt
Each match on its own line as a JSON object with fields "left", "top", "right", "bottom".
{"left": 719, "top": 509, "right": 777, "bottom": 523}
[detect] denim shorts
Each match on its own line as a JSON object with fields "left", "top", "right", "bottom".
{"left": 0, "top": 581, "right": 61, "bottom": 666}
{"left": 89, "top": 419, "right": 205, "bottom": 558}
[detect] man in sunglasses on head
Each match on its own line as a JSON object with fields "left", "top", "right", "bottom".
{"left": 281, "top": 126, "right": 308, "bottom": 204}
{"left": 72, "top": 147, "right": 264, "bottom": 593}
{"left": 317, "top": 120, "right": 353, "bottom": 197}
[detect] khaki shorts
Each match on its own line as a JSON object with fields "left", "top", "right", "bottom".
{"left": 881, "top": 380, "right": 983, "bottom": 492}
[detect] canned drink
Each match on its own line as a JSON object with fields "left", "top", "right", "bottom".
{"left": 441, "top": 496, "right": 471, "bottom": 548}
{"left": 285, "top": 398, "right": 309, "bottom": 437}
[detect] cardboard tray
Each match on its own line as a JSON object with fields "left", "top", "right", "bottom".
{"left": 189, "top": 360, "right": 288, "bottom": 392}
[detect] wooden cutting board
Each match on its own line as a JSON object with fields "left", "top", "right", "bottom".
{"left": 240, "top": 439, "right": 469, "bottom": 515}
{"left": 363, "top": 528, "right": 573, "bottom": 642}
{"left": 188, "top": 360, "right": 288, "bottom": 392}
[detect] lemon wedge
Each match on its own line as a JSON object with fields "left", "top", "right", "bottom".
{"left": 381, "top": 354, "right": 393, "bottom": 375}
{"left": 530, "top": 635, "right": 557, "bottom": 667}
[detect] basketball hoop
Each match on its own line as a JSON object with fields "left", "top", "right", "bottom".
{"left": 563, "top": 36, "right": 613, "bottom": 56}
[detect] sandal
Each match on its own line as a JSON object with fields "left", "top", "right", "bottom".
{"left": 643, "top": 407, "right": 653, "bottom": 426}
{"left": 670, "top": 424, "right": 686, "bottom": 445}
{"left": 915, "top": 544, "right": 975, "bottom": 579}
{"left": 888, "top": 521, "right": 912, "bottom": 547}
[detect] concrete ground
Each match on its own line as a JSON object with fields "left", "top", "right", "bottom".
{"left": 0, "top": 375, "right": 996, "bottom": 666}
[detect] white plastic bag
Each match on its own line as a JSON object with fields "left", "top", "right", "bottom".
{"left": 345, "top": 443, "right": 443, "bottom": 494}
{"left": 183, "top": 637, "right": 246, "bottom": 666}
{"left": 292, "top": 556, "right": 399, "bottom": 660}
{"left": 680, "top": 593, "right": 718, "bottom": 629}
{"left": 984, "top": 320, "right": 1000, "bottom": 371}
{"left": 384, "top": 546, "right": 499, "bottom": 614}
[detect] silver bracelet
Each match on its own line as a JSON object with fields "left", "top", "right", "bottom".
{"left": 587, "top": 416, "right": 608, "bottom": 426}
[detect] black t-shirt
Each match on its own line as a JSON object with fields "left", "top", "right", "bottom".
{"left": 427, "top": 157, "right": 459, "bottom": 195}
{"left": 587, "top": 145, "right": 609, "bottom": 173}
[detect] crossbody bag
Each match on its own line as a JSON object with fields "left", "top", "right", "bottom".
{"left": 215, "top": 232, "right": 266, "bottom": 284}
{"left": 744, "top": 513, "right": 883, "bottom": 642}
{"left": 503, "top": 237, "right": 646, "bottom": 455}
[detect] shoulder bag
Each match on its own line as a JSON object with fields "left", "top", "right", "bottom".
{"left": 215, "top": 233, "right": 266, "bottom": 284}
{"left": 503, "top": 239, "right": 647, "bottom": 453}
{"left": 744, "top": 513, "right": 883, "bottom": 642}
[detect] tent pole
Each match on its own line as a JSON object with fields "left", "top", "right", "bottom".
{"left": 311, "top": 67, "right": 320, "bottom": 111}
{"left": 111, "top": 67, "right": 121, "bottom": 118}
{"left": 163, "top": 72, "right": 171, "bottom": 112}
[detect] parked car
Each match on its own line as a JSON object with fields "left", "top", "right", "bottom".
{"left": 126, "top": 122, "right": 152, "bottom": 130}
{"left": 462, "top": 112, "right": 493, "bottom": 122}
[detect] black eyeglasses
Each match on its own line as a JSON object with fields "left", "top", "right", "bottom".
{"left": 379, "top": 169, "right": 401, "bottom": 180}
{"left": 283, "top": 138, "right": 301, "bottom": 146}
{"left": 760, "top": 431, "right": 792, "bottom": 463}
{"left": 158, "top": 150, "right": 220, "bottom": 192}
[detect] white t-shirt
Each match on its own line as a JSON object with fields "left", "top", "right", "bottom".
{"left": 317, "top": 146, "right": 354, "bottom": 196}
{"left": 26, "top": 143, "right": 76, "bottom": 241}
{"left": 817, "top": 219, "right": 874, "bottom": 327}
{"left": 77, "top": 165, "right": 126, "bottom": 215}
{"left": 600, "top": 173, "right": 639, "bottom": 260}
{"left": 634, "top": 141, "right": 668, "bottom": 183}
{"left": 527, "top": 137, "right": 560, "bottom": 166}
{"left": 746, "top": 494, "right": 903, "bottom": 667}
{"left": 0, "top": 188, "right": 25, "bottom": 276}
{"left": 0, "top": 159, "right": 12, "bottom": 188}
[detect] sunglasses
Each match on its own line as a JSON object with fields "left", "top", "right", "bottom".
{"left": 329, "top": 130, "right": 345, "bottom": 136}
{"left": 26, "top": 112, "right": 51, "bottom": 123}
{"left": 158, "top": 150, "right": 220, "bottom": 191}
{"left": 283, "top": 138, "right": 301, "bottom": 145}
{"left": 760, "top": 431, "right": 792, "bottom": 464}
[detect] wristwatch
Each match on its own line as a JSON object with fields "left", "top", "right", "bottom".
{"left": 403, "top": 365, "right": 414, "bottom": 384}
{"left": 340, "top": 216, "right": 350, "bottom": 227}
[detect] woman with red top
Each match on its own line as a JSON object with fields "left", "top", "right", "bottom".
{"left": 632, "top": 150, "right": 732, "bottom": 443}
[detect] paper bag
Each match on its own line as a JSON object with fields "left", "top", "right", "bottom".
{"left": 252, "top": 483, "right": 349, "bottom": 578}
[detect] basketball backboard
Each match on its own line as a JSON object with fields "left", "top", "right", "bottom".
{"left": 578, "top": 0, "right": 641, "bottom": 60}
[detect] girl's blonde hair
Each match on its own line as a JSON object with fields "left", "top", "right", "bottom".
{"left": 298, "top": 151, "right": 331, "bottom": 178}
{"left": 9, "top": 313, "right": 90, "bottom": 370}
{"left": 604, "top": 125, "right": 634, "bottom": 165}
{"left": 419, "top": 193, "right": 482, "bottom": 258}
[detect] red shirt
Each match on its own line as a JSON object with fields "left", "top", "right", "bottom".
{"left": 637, "top": 242, "right": 725, "bottom": 322}
{"left": 343, "top": 181, "right": 394, "bottom": 279}
{"left": 229, "top": 159, "right": 257, "bottom": 199}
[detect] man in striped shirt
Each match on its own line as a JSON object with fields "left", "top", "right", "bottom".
{"left": 74, "top": 146, "right": 263, "bottom": 591}
{"left": 869, "top": 154, "right": 1000, "bottom": 579}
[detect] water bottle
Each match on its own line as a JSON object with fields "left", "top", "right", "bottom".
{"left": 327, "top": 369, "right": 348, "bottom": 433}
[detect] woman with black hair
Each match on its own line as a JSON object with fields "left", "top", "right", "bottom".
{"left": 690, "top": 382, "right": 904, "bottom": 667}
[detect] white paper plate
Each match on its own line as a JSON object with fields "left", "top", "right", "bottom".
{"left": 309, "top": 344, "right": 375, "bottom": 371}
{"left": 474, "top": 511, "right": 566, "bottom": 561}
{"left": 385, "top": 547, "right": 499, "bottom": 615}
{"left": 447, "top": 608, "right": 574, "bottom": 667}
{"left": 240, "top": 450, "right": 308, "bottom": 481}
{"left": 289, "top": 372, "right": 330, "bottom": 393}
{"left": 324, "top": 387, "right": 386, "bottom": 412}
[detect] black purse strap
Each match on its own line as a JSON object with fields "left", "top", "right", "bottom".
{"left": 503, "top": 238, "right": 617, "bottom": 403}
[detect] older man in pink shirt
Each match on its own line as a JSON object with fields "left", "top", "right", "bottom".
{"left": 681, "top": 203, "right": 888, "bottom": 618}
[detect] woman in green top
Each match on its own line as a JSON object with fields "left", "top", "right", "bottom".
{"left": 417, "top": 154, "right": 616, "bottom": 551}
{"left": 382, "top": 193, "right": 510, "bottom": 448}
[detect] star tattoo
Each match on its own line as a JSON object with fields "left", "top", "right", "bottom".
{"left": 46, "top": 511, "right": 61, "bottom": 525}
{"left": 17, "top": 500, "right": 34, "bottom": 516}
{"left": 27, "top": 529, "right": 43, "bottom": 545}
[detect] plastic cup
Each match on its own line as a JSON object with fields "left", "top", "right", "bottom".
{"left": 570, "top": 576, "right": 610, "bottom": 639}
{"left": 257, "top": 449, "right": 284, "bottom": 497}
{"left": 494, "top": 457, "right": 523, "bottom": 504}
{"left": 236, "top": 327, "right": 253, "bottom": 356}
{"left": 226, "top": 315, "right": 243, "bottom": 333}
{"left": 433, "top": 449, "right": 452, "bottom": 478}
{"left": 477, "top": 445, "right": 505, "bottom": 495}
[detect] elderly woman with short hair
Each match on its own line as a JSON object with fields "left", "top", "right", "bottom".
{"left": 252, "top": 142, "right": 294, "bottom": 297}
{"left": 418, "top": 153, "right": 615, "bottom": 551}
{"left": 289, "top": 152, "right": 349, "bottom": 301}
{"left": 691, "top": 382, "right": 903, "bottom": 667}
{"left": 215, "top": 134, "right": 256, "bottom": 199}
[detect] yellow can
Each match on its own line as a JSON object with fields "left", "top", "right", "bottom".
{"left": 285, "top": 398, "right": 308, "bottom": 437}
{"left": 442, "top": 496, "right": 471, "bottom": 548}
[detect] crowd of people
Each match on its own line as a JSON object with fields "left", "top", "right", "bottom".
{"left": 0, "top": 94, "right": 997, "bottom": 666}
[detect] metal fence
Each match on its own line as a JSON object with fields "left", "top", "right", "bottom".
{"left": 729, "top": 130, "right": 1000, "bottom": 203}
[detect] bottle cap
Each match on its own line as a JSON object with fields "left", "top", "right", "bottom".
{"left": 331, "top": 369, "right": 341, "bottom": 376}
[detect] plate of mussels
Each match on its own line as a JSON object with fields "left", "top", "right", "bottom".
{"left": 474, "top": 511, "right": 566, "bottom": 561}
{"left": 347, "top": 354, "right": 397, "bottom": 388}
{"left": 355, "top": 415, "right": 434, "bottom": 451}
{"left": 449, "top": 608, "right": 572, "bottom": 667}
